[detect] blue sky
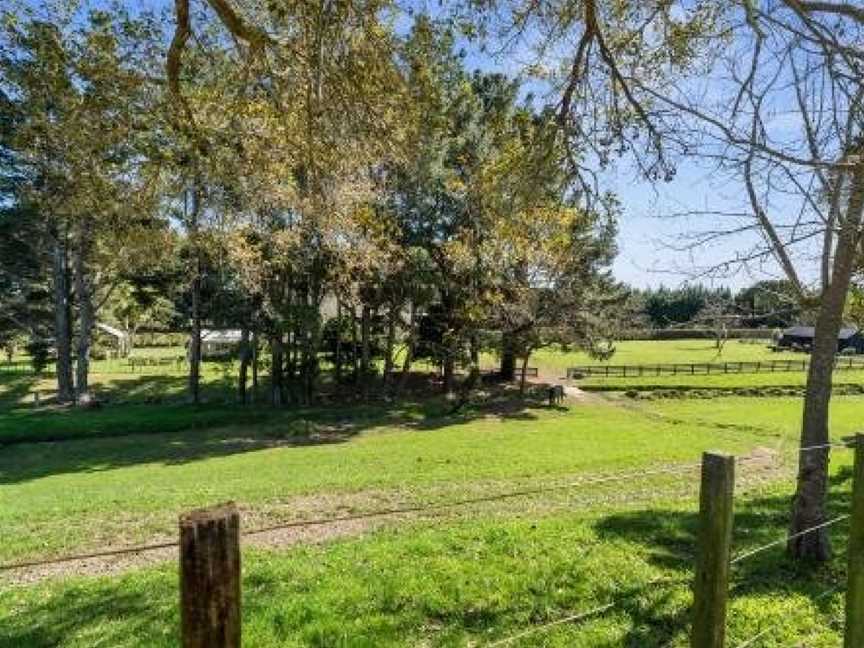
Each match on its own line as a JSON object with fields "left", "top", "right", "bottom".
{"left": 451, "top": 25, "right": 773, "bottom": 291}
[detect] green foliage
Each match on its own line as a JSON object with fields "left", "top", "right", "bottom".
{"left": 24, "top": 337, "right": 52, "bottom": 374}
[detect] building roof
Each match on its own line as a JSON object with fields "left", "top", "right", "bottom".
{"left": 96, "top": 322, "right": 129, "bottom": 340}
{"left": 783, "top": 326, "right": 859, "bottom": 340}
{"left": 201, "top": 329, "right": 243, "bottom": 344}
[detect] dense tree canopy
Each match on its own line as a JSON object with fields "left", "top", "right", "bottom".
{"left": 0, "top": 1, "right": 619, "bottom": 406}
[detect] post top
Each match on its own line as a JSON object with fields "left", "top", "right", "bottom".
{"left": 702, "top": 451, "right": 735, "bottom": 461}
{"left": 179, "top": 501, "right": 239, "bottom": 526}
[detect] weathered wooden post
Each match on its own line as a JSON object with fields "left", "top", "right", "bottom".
{"left": 846, "top": 435, "right": 864, "bottom": 648}
{"left": 180, "top": 502, "right": 241, "bottom": 648}
{"left": 692, "top": 453, "right": 735, "bottom": 648}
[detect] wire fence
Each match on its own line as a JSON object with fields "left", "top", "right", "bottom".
{"left": 0, "top": 360, "right": 36, "bottom": 375}
{"left": 731, "top": 586, "right": 842, "bottom": 648}
{"left": 730, "top": 514, "right": 851, "bottom": 566}
{"left": 0, "top": 461, "right": 704, "bottom": 574}
{"left": 486, "top": 602, "right": 616, "bottom": 647}
{"left": 2, "top": 438, "right": 860, "bottom": 648}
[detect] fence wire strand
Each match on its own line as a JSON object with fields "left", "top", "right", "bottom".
{"left": 732, "top": 585, "right": 841, "bottom": 648}
{"left": 731, "top": 514, "right": 851, "bottom": 566}
{"left": 797, "top": 442, "right": 853, "bottom": 453}
{"left": 486, "top": 576, "right": 690, "bottom": 647}
{"left": 0, "top": 540, "right": 180, "bottom": 572}
{"left": 0, "top": 462, "right": 703, "bottom": 573}
{"left": 485, "top": 603, "right": 616, "bottom": 647}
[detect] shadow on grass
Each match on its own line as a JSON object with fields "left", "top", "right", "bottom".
{"left": 0, "top": 476, "right": 853, "bottom": 647}
{"left": 0, "top": 374, "right": 39, "bottom": 408}
{"left": 590, "top": 471, "right": 853, "bottom": 645}
{"left": 0, "top": 578, "right": 175, "bottom": 648}
{"left": 0, "top": 375, "right": 556, "bottom": 485}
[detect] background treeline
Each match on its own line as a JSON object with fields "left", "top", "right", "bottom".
{"left": 0, "top": 5, "right": 620, "bottom": 406}
{"left": 629, "top": 280, "right": 805, "bottom": 330}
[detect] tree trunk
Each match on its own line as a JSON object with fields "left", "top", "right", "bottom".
{"left": 73, "top": 220, "right": 95, "bottom": 402}
{"left": 500, "top": 331, "right": 517, "bottom": 381}
{"left": 126, "top": 322, "right": 137, "bottom": 357}
{"left": 187, "top": 186, "right": 202, "bottom": 405}
{"left": 301, "top": 279, "right": 323, "bottom": 405}
{"left": 251, "top": 330, "right": 259, "bottom": 403}
{"left": 188, "top": 276, "right": 201, "bottom": 405}
{"left": 397, "top": 300, "right": 416, "bottom": 395}
{"left": 270, "top": 335, "right": 284, "bottom": 406}
{"left": 383, "top": 301, "right": 397, "bottom": 389}
{"left": 351, "top": 306, "right": 360, "bottom": 385}
{"left": 469, "top": 331, "right": 480, "bottom": 375}
{"left": 443, "top": 352, "right": 455, "bottom": 397}
{"left": 286, "top": 327, "right": 297, "bottom": 403}
{"left": 335, "top": 298, "right": 343, "bottom": 384}
{"left": 237, "top": 328, "right": 250, "bottom": 405}
{"left": 52, "top": 229, "right": 74, "bottom": 403}
{"left": 360, "top": 304, "right": 371, "bottom": 398}
{"left": 789, "top": 162, "right": 864, "bottom": 561}
{"left": 519, "top": 352, "right": 531, "bottom": 395}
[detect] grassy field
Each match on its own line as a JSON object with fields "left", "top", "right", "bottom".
{"left": 1, "top": 340, "right": 859, "bottom": 646}
{"left": 578, "top": 368, "right": 864, "bottom": 391}
{"left": 0, "top": 394, "right": 784, "bottom": 564}
{"left": 0, "top": 487, "right": 851, "bottom": 647}
{"left": 495, "top": 339, "right": 783, "bottom": 375}
{"left": 0, "top": 346, "right": 249, "bottom": 409}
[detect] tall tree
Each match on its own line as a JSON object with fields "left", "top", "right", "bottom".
{"left": 1, "top": 5, "right": 166, "bottom": 401}
{"left": 472, "top": 0, "right": 864, "bottom": 560}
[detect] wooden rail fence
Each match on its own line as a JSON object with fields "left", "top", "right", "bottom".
{"left": 567, "top": 356, "right": 864, "bottom": 379}
{"left": 0, "top": 360, "right": 36, "bottom": 375}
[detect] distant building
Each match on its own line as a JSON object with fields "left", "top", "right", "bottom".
{"left": 199, "top": 329, "right": 243, "bottom": 358}
{"left": 777, "top": 326, "right": 864, "bottom": 353}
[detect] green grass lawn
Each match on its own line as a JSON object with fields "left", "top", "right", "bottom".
{"left": 0, "top": 396, "right": 782, "bottom": 564}
{"left": 0, "top": 352, "right": 247, "bottom": 409}
{"left": 481, "top": 339, "right": 786, "bottom": 378}
{"left": 640, "top": 394, "right": 864, "bottom": 442}
{"left": 0, "top": 464, "right": 853, "bottom": 647}
{"left": 1, "top": 342, "right": 859, "bottom": 646}
{"left": 578, "top": 368, "right": 864, "bottom": 391}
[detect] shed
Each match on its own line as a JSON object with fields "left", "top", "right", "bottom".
{"left": 777, "top": 326, "right": 864, "bottom": 353}
{"left": 199, "top": 329, "right": 243, "bottom": 358}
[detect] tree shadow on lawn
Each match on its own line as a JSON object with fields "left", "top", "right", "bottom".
{"left": 0, "top": 374, "right": 40, "bottom": 409}
{"left": 0, "top": 412, "right": 364, "bottom": 485}
{"left": 0, "top": 577, "right": 176, "bottom": 648}
{"left": 0, "top": 381, "right": 554, "bottom": 485}
{"left": 591, "top": 469, "right": 853, "bottom": 646}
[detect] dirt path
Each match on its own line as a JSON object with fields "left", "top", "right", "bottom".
{"left": 0, "top": 450, "right": 789, "bottom": 587}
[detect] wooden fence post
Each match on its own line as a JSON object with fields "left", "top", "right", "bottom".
{"left": 692, "top": 453, "right": 735, "bottom": 648}
{"left": 180, "top": 502, "right": 241, "bottom": 648}
{"left": 845, "top": 435, "right": 864, "bottom": 648}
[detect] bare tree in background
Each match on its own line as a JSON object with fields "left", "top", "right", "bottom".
{"left": 472, "top": 0, "right": 864, "bottom": 560}
{"left": 635, "top": 2, "right": 864, "bottom": 562}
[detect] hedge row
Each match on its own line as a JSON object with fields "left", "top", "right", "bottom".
{"left": 617, "top": 328, "right": 774, "bottom": 341}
